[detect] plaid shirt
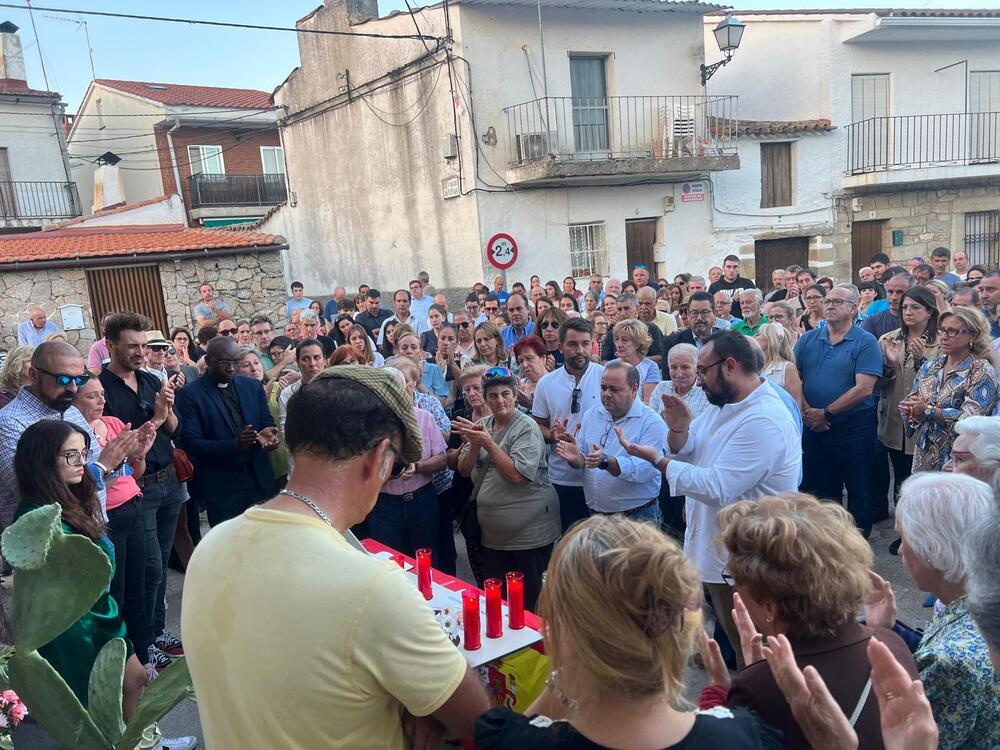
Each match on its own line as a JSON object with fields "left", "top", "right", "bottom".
{"left": 0, "top": 387, "right": 116, "bottom": 526}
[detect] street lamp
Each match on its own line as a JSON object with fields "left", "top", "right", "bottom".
{"left": 701, "top": 13, "right": 745, "bottom": 86}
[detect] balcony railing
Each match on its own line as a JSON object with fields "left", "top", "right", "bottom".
{"left": 0, "top": 181, "right": 81, "bottom": 220}
{"left": 846, "top": 112, "right": 1000, "bottom": 174}
{"left": 188, "top": 173, "right": 288, "bottom": 208}
{"left": 503, "top": 95, "right": 738, "bottom": 167}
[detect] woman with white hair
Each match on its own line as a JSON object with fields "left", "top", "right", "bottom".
{"left": 964, "top": 510, "right": 1000, "bottom": 675}
{"left": 946, "top": 415, "right": 1000, "bottom": 482}
{"left": 865, "top": 472, "right": 1000, "bottom": 749}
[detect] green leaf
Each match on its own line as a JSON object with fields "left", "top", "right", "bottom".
{"left": 117, "top": 658, "right": 192, "bottom": 750}
{"left": 88, "top": 638, "right": 126, "bottom": 744}
{"left": 0, "top": 504, "right": 59, "bottom": 570}
{"left": 8, "top": 650, "right": 109, "bottom": 750}
{"left": 11, "top": 531, "right": 111, "bottom": 652}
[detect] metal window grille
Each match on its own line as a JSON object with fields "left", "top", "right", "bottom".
{"left": 965, "top": 210, "right": 1000, "bottom": 268}
{"left": 568, "top": 222, "right": 609, "bottom": 278}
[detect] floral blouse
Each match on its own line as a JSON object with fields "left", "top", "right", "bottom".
{"left": 915, "top": 598, "right": 1000, "bottom": 750}
{"left": 905, "top": 354, "right": 997, "bottom": 471}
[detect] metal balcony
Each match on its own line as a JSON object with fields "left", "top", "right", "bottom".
{"left": 845, "top": 112, "right": 1000, "bottom": 187}
{"left": 187, "top": 173, "right": 288, "bottom": 208}
{"left": 502, "top": 95, "right": 739, "bottom": 185}
{"left": 0, "top": 181, "right": 81, "bottom": 220}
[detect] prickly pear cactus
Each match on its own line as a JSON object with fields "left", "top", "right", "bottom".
{"left": 1, "top": 505, "right": 194, "bottom": 749}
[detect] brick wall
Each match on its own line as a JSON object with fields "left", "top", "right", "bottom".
{"left": 153, "top": 124, "right": 281, "bottom": 211}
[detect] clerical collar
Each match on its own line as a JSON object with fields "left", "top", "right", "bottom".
{"left": 216, "top": 382, "right": 229, "bottom": 389}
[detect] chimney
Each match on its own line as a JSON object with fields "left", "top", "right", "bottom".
{"left": 0, "top": 21, "right": 27, "bottom": 84}
{"left": 93, "top": 152, "right": 125, "bottom": 213}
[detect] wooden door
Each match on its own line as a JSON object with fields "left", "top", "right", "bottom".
{"left": 625, "top": 218, "right": 657, "bottom": 277}
{"left": 85, "top": 265, "right": 170, "bottom": 335}
{"left": 753, "top": 237, "right": 809, "bottom": 290}
{"left": 851, "top": 220, "right": 887, "bottom": 281}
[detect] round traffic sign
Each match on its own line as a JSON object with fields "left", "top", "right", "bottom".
{"left": 486, "top": 233, "right": 518, "bottom": 270}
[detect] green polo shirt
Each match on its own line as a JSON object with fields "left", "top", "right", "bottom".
{"left": 733, "top": 313, "right": 768, "bottom": 336}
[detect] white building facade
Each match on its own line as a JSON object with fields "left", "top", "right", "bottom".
{"left": 0, "top": 21, "right": 79, "bottom": 232}
{"left": 271, "top": 0, "right": 742, "bottom": 293}
{"left": 706, "top": 9, "right": 1000, "bottom": 283}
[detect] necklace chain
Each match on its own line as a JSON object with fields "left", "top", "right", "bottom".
{"left": 278, "top": 489, "right": 333, "bottom": 527}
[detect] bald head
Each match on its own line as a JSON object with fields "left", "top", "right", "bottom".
{"left": 29, "top": 341, "right": 85, "bottom": 412}
{"left": 29, "top": 307, "right": 47, "bottom": 328}
{"left": 32, "top": 340, "right": 81, "bottom": 369}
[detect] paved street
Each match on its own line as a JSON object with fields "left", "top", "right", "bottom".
{"left": 14, "top": 512, "right": 929, "bottom": 748}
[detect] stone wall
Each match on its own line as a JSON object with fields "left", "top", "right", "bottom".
{"left": 0, "top": 248, "right": 288, "bottom": 356}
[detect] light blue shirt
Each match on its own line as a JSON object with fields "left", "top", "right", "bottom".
{"left": 286, "top": 297, "right": 313, "bottom": 319}
{"left": 421, "top": 362, "right": 448, "bottom": 398}
{"left": 501, "top": 320, "right": 536, "bottom": 350}
{"left": 16, "top": 319, "right": 59, "bottom": 346}
{"left": 575, "top": 398, "right": 666, "bottom": 513}
{"left": 409, "top": 294, "right": 434, "bottom": 322}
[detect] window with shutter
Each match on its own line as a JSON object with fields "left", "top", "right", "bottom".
{"left": 760, "top": 142, "right": 793, "bottom": 209}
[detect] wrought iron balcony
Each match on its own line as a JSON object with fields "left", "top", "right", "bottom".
{"left": 0, "top": 181, "right": 81, "bottom": 220}
{"left": 187, "top": 173, "right": 287, "bottom": 208}
{"left": 502, "top": 95, "right": 739, "bottom": 184}
{"left": 846, "top": 112, "right": 1000, "bottom": 175}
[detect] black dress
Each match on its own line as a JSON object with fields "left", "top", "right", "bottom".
{"left": 475, "top": 707, "right": 783, "bottom": 750}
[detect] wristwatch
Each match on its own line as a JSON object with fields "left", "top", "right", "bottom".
{"left": 823, "top": 409, "right": 833, "bottom": 423}
{"left": 597, "top": 454, "right": 610, "bottom": 471}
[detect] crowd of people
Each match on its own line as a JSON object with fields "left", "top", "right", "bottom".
{"left": 3, "top": 247, "right": 1000, "bottom": 749}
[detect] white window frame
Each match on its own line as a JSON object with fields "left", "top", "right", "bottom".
{"left": 260, "top": 146, "right": 285, "bottom": 175}
{"left": 568, "top": 222, "right": 609, "bottom": 278}
{"left": 187, "top": 145, "right": 225, "bottom": 176}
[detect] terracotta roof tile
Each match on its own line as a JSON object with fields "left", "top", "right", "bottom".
{"left": 94, "top": 79, "right": 272, "bottom": 110}
{"left": 736, "top": 118, "right": 835, "bottom": 136}
{"left": 0, "top": 77, "right": 60, "bottom": 99}
{"left": 0, "top": 224, "right": 284, "bottom": 265}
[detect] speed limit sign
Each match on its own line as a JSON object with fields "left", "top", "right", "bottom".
{"left": 486, "top": 233, "right": 518, "bottom": 270}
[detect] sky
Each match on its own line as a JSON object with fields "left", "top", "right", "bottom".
{"left": 5, "top": 0, "right": 1000, "bottom": 112}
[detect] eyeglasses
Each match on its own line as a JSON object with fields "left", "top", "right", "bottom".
{"left": 721, "top": 569, "right": 735, "bottom": 587}
{"left": 385, "top": 442, "right": 409, "bottom": 479}
{"left": 823, "top": 298, "right": 851, "bottom": 307}
{"left": 696, "top": 359, "right": 725, "bottom": 378}
{"left": 688, "top": 309, "right": 712, "bottom": 319}
{"left": 538, "top": 321, "right": 560, "bottom": 329}
{"left": 60, "top": 450, "right": 87, "bottom": 467}
{"left": 900, "top": 304, "right": 927, "bottom": 313}
{"left": 571, "top": 387, "right": 581, "bottom": 414}
{"left": 458, "top": 321, "right": 471, "bottom": 328}
{"left": 485, "top": 306, "right": 499, "bottom": 313}
{"left": 36, "top": 367, "right": 90, "bottom": 388}
{"left": 219, "top": 328, "right": 237, "bottom": 336}
{"left": 166, "top": 348, "right": 176, "bottom": 356}
{"left": 148, "top": 345, "right": 169, "bottom": 352}
{"left": 483, "top": 366, "right": 512, "bottom": 380}
{"left": 940, "top": 326, "right": 971, "bottom": 338}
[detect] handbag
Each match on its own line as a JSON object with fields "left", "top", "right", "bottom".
{"left": 172, "top": 448, "right": 194, "bottom": 483}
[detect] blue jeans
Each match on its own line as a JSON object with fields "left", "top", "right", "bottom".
{"left": 624, "top": 500, "right": 662, "bottom": 526}
{"left": 140, "top": 472, "right": 183, "bottom": 645}
{"left": 367, "top": 483, "right": 439, "bottom": 562}
{"left": 801, "top": 409, "right": 878, "bottom": 533}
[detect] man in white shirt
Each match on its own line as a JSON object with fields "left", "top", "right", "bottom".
{"left": 556, "top": 361, "right": 665, "bottom": 522}
{"left": 17, "top": 306, "right": 60, "bottom": 346}
{"left": 617, "top": 329, "right": 799, "bottom": 667}
{"left": 377, "top": 290, "right": 430, "bottom": 346}
{"left": 531, "top": 318, "right": 604, "bottom": 531}
{"left": 408, "top": 279, "right": 434, "bottom": 323}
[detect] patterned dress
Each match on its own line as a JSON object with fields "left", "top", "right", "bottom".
{"left": 915, "top": 598, "right": 1000, "bottom": 749}
{"left": 906, "top": 354, "right": 997, "bottom": 471}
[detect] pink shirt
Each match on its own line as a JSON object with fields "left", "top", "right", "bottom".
{"left": 381, "top": 408, "right": 446, "bottom": 496}
{"left": 95, "top": 416, "right": 142, "bottom": 511}
{"left": 87, "top": 339, "right": 110, "bottom": 370}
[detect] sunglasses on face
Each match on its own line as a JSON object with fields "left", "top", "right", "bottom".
{"left": 219, "top": 328, "right": 237, "bottom": 336}
{"left": 36, "top": 367, "right": 90, "bottom": 388}
{"left": 458, "top": 321, "right": 471, "bottom": 328}
{"left": 539, "top": 321, "right": 560, "bottom": 329}
{"left": 148, "top": 345, "right": 169, "bottom": 352}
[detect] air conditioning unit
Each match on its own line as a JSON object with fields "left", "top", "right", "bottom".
{"left": 516, "top": 131, "right": 556, "bottom": 163}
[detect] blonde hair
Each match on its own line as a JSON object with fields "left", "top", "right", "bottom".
{"left": 717, "top": 493, "right": 873, "bottom": 639}
{"left": 539, "top": 516, "right": 701, "bottom": 705}
{"left": 391, "top": 324, "right": 416, "bottom": 348}
{"left": 612, "top": 318, "right": 652, "bottom": 357}
{"left": 384, "top": 355, "right": 418, "bottom": 382}
{"left": 939, "top": 308, "right": 996, "bottom": 367}
{"left": 0, "top": 346, "right": 34, "bottom": 393}
{"left": 757, "top": 322, "right": 795, "bottom": 370}
{"left": 459, "top": 363, "right": 487, "bottom": 387}
{"left": 766, "top": 301, "right": 795, "bottom": 322}
{"left": 472, "top": 321, "right": 508, "bottom": 364}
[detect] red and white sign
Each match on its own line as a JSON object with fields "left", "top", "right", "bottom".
{"left": 680, "top": 181, "right": 705, "bottom": 202}
{"left": 486, "top": 233, "right": 518, "bottom": 270}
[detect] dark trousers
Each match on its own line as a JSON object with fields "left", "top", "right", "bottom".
{"left": 481, "top": 543, "right": 553, "bottom": 614}
{"left": 870, "top": 441, "right": 891, "bottom": 522}
{"left": 887, "top": 447, "right": 913, "bottom": 502}
{"left": 657, "top": 480, "right": 686, "bottom": 543}
{"left": 106, "top": 498, "right": 149, "bottom": 662}
{"left": 367, "top": 483, "right": 439, "bottom": 563}
{"left": 139, "top": 472, "right": 183, "bottom": 645}
{"left": 205, "top": 472, "right": 269, "bottom": 528}
{"left": 434, "top": 489, "right": 458, "bottom": 576}
{"left": 801, "top": 409, "right": 879, "bottom": 533}
{"left": 553, "top": 483, "right": 588, "bottom": 533}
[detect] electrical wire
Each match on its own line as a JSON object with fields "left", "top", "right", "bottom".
{"left": 0, "top": 2, "right": 440, "bottom": 41}
{"left": 65, "top": 108, "right": 278, "bottom": 142}
{"left": 358, "top": 63, "right": 443, "bottom": 118}
{"left": 0, "top": 108, "right": 276, "bottom": 117}
{"left": 358, "top": 63, "right": 443, "bottom": 127}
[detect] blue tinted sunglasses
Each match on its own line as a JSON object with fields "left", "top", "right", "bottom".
{"left": 36, "top": 367, "right": 91, "bottom": 388}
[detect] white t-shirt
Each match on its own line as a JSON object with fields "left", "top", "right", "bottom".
{"left": 531, "top": 362, "right": 605, "bottom": 487}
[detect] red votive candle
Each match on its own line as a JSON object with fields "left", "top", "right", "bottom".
{"left": 390, "top": 553, "right": 405, "bottom": 568}
{"left": 507, "top": 571, "right": 525, "bottom": 630}
{"left": 462, "top": 589, "right": 481, "bottom": 651}
{"left": 416, "top": 548, "right": 432, "bottom": 600}
{"left": 485, "top": 578, "right": 503, "bottom": 638}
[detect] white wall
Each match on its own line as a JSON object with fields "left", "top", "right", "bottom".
{"left": 72, "top": 193, "right": 186, "bottom": 227}
{"left": 0, "top": 99, "right": 68, "bottom": 181}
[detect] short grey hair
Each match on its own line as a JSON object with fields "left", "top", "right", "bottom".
{"left": 381, "top": 366, "right": 406, "bottom": 389}
{"left": 689, "top": 275, "right": 707, "bottom": 285}
{"left": 897, "top": 472, "right": 995, "bottom": 583}
{"left": 835, "top": 283, "right": 860, "bottom": 304}
{"left": 299, "top": 310, "right": 318, "bottom": 322}
{"left": 954, "top": 416, "right": 1000, "bottom": 475}
{"left": 964, "top": 510, "right": 1000, "bottom": 655}
{"left": 616, "top": 292, "right": 638, "bottom": 307}
{"left": 772, "top": 268, "right": 785, "bottom": 277}
{"left": 739, "top": 288, "right": 764, "bottom": 303}
{"left": 667, "top": 343, "right": 698, "bottom": 364}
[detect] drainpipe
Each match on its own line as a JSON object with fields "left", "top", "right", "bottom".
{"left": 50, "top": 101, "right": 77, "bottom": 215}
{"left": 165, "top": 119, "right": 185, "bottom": 221}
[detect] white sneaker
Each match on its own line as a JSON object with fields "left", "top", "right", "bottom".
{"left": 158, "top": 738, "right": 198, "bottom": 750}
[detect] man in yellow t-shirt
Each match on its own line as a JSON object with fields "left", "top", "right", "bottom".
{"left": 182, "top": 366, "right": 489, "bottom": 749}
